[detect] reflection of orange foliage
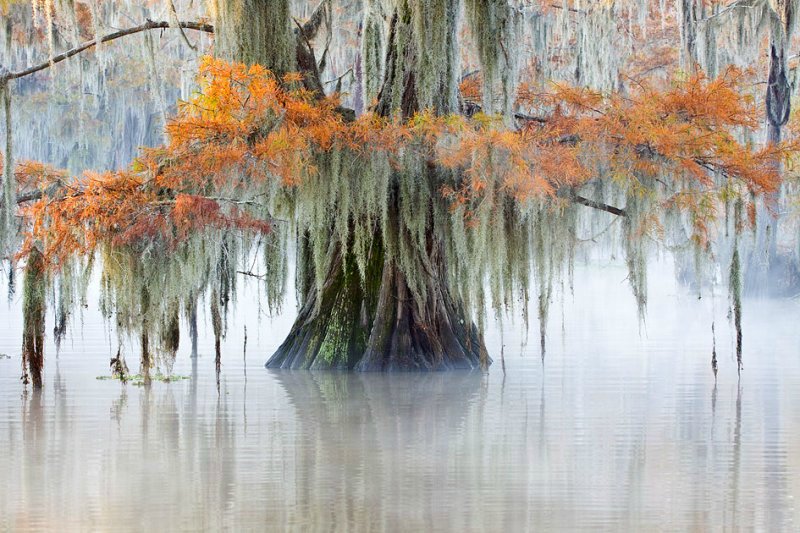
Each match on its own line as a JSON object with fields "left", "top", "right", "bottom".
{"left": 14, "top": 58, "right": 789, "bottom": 266}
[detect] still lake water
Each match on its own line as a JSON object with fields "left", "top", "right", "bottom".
{"left": 1, "top": 261, "right": 799, "bottom": 531}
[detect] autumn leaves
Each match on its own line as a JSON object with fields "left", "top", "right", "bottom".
{"left": 9, "top": 56, "right": 793, "bottom": 270}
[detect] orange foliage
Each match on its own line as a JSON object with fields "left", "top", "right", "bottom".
{"left": 14, "top": 58, "right": 789, "bottom": 265}
{"left": 519, "top": 68, "right": 782, "bottom": 193}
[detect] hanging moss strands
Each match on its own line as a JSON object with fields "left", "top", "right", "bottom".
{"left": 186, "top": 291, "right": 199, "bottom": 358}
{"left": 377, "top": 0, "right": 460, "bottom": 117}
{"left": 262, "top": 226, "right": 288, "bottom": 315}
{"left": 52, "top": 258, "right": 88, "bottom": 351}
{"left": 361, "top": 0, "right": 386, "bottom": 108}
{"left": 96, "top": 234, "right": 231, "bottom": 380}
{"left": 464, "top": 0, "right": 520, "bottom": 116}
{"left": 216, "top": 235, "right": 238, "bottom": 330}
{"left": 621, "top": 190, "right": 652, "bottom": 321}
{"left": 409, "top": 0, "right": 460, "bottom": 113}
{"left": 22, "top": 248, "right": 46, "bottom": 388}
{"left": 529, "top": 203, "right": 576, "bottom": 359}
{"left": 212, "top": 0, "right": 296, "bottom": 75}
{"left": 575, "top": 3, "right": 620, "bottom": 91}
{"left": 160, "top": 305, "right": 181, "bottom": 359}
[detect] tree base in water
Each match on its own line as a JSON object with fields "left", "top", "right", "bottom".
{"left": 266, "top": 240, "right": 489, "bottom": 371}
{"left": 22, "top": 249, "right": 46, "bottom": 388}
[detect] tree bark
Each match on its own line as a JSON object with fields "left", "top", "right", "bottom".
{"left": 267, "top": 230, "right": 488, "bottom": 371}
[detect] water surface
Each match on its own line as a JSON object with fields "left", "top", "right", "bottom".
{"left": 1, "top": 263, "right": 799, "bottom": 531}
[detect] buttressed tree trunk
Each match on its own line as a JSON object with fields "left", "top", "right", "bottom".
{"left": 266, "top": 0, "right": 489, "bottom": 370}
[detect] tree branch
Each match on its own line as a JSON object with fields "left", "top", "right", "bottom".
{"left": 16, "top": 189, "right": 45, "bottom": 204}
{"left": 697, "top": 0, "right": 763, "bottom": 26}
{"left": 20, "top": 184, "right": 626, "bottom": 219}
{"left": 169, "top": 1, "right": 199, "bottom": 52}
{"left": 564, "top": 189, "right": 628, "bottom": 217}
{"left": 0, "top": 20, "right": 214, "bottom": 83}
{"left": 300, "top": 0, "right": 331, "bottom": 40}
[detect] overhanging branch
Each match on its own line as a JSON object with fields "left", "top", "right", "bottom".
{"left": 0, "top": 20, "right": 214, "bottom": 83}
{"left": 564, "top": 189, "right": 628, "bottom": 217}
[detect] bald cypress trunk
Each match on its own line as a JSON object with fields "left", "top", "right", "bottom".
{"left": 268, "top": 0, "right": 489, "bottom": 371}
{"left": 355, "top": 245, "right": 487, "bottom": 371}
{"left": 268, "top": 202, "right": 488, "bottom": 371}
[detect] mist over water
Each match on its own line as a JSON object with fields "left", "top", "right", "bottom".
{"left": 3, "top": 1, "right": 800, "bottom": 529}
{"left": 1, "top": 260, "right": 799, "bottom": 531}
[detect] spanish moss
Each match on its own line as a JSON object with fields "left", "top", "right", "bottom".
{"left": 212, "top": 0, "right": 296, "bottom": 74}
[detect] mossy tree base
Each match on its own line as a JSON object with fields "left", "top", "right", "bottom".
{"left": 266, "top": 239, "right": 489, "bottom": 371}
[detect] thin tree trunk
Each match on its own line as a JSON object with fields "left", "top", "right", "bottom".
{"left": 21, "top": 248, "right": 45, "bottom": 388}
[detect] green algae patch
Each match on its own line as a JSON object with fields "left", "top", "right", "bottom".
{"left": 96, "top": 373, "right": 191, "bottom": 386}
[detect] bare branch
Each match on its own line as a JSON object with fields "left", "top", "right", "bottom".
{"left": 0, "top": 20, "right": 214, "bottom": 83}
{"left": 169, "top": 1, "right": 199, "bottom": 52}
{"left": 300, "top": 0, "right": 331, "bottom": 40}
{"left": 16, "top": 190, "right": 45, "bottom": 205}
{"left": 563, "top": 189, "right": 628, "bottom": 217}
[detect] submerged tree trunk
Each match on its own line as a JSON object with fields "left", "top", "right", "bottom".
{"left": 140, "top": 285, "right": 152, "bottom": 384}
{"left": 268, "top": 0, "right": 489, "bottom": 371}
{"left": 267, "top": 232, "right": 487, "bottom": 371}
{"left": 22, "top": 248, "right": 45, "bottom": 388}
